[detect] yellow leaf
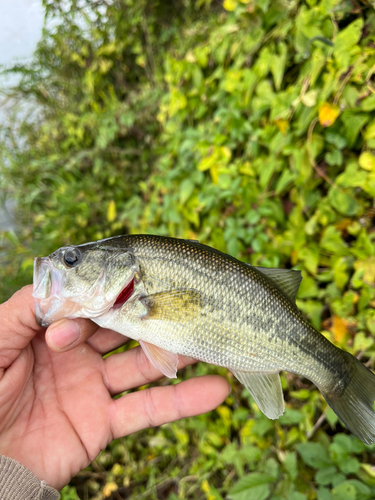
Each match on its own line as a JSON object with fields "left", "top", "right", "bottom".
{"left": 221, "top": 146, "right": 232, "bottom": 160}
{"left": 216, "top": 405, "right": 232, "bottom": 426}
{"left": 103, "top": 482, "right": 118, "bottom": 497}
{"left": 210, "top": 164, "right": 219, "bottom": 184}
{"left": 135, "top": 54, "right": 146, "bottom": 68}
{"left": 274, "top": 119, "right": 289, "bottom": 134}
{"left": 359, "top": 151, "right": 375, "bottom": 172}
{"left": 239, "top": 161, "right": 255, "bottom": 176}
{"left": 197, "top": 151, "right": 215, "bottom": 172}
{"left": 223, "top": 0, "right": 237, "bottom": 11}
{"left": 201, "top": 480, "right": 210, "bottom": 493}
{"left": 331, "top": 315, "right": 347, "bottom": 345}
{"left": 361, "top": 464, "right": 375, "bottom": 478}
{"left": 319, "top": 103, "right": 340, "bottom": 127}
{"left": 354, "top": 257, "right": 375, "bottom": 283}
{"left": 107, "top": 200, "right": 117, "bottom": 222}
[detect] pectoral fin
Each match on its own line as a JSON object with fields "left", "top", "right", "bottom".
{"left": 139, "top": 340, "right": 179, "bottom": 379}
{"left": 140, "top": 289, "right": 203, "bottom": 322}
{"left": 232, "top": 370, "right": 284, "bottom": 419}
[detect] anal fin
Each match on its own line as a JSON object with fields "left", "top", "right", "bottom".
{"left": 232, "top": 370, "right": 284, "bottom": 419}
{"left": 139, "top": 340, "right": 179, "bottom": 379}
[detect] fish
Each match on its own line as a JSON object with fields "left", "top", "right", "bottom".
{"left": 33, "top": 234, "right": 375, "bottom": 444}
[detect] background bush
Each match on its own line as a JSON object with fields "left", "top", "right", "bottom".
{"left": 1, "top": 0, "right": 375, "bottom": 498}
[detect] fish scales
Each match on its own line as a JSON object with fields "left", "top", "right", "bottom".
{"left": 33, "top": 234, "right": 375, "bottom": 444}
{"left": 97, "top": 235, "right": 345, "bottom": 387}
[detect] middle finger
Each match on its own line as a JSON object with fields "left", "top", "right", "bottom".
{"left": 103, "top": 345, "right": 197, "bottom": 395}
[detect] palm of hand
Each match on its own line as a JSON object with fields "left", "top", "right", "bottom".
{"left": 1, "top": 332, "right": 115, "bottom": 490}
{"left": 0, "top": 287, "right": 229, "bottom": 490}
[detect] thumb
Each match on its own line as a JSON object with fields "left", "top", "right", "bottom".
{"left": 0, "top": 285, "right": 43, "bottom": 369}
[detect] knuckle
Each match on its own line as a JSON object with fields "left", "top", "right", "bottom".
{"left": 142, "top": 389, "right": 158, "bottom": 428}
{"left": 135, "top": 347, "right": 155, "bottom": 384}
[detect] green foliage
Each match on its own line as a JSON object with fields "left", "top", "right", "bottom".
{"left": 2, "top": 0, "right": 375, "bottom": 498}
{"left": 0, "top": 0, "right": 213, "bottom": 298}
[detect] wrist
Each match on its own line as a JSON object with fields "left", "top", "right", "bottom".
{"left": 0, "top": 455, "right": 60, "bottom": 500}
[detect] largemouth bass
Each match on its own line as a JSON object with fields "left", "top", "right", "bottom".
{"left": 33, "top": 234, "right": 375, "bottom": 444}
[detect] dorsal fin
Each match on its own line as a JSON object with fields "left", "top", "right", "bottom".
{"left": 253, "top": 266, "right": 302, "bottom": 303}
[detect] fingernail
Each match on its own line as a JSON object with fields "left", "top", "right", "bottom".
{"left": 48, "top": 319, "right": 81, "bottom": 350}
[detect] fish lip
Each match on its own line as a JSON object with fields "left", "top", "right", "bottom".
{"left": 33, "top": 257, "right": 51, "bottom": 298}
{"left": 33, "top": 257, "right": 53, "bottom": 325}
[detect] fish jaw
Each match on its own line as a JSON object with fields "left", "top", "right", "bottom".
{"left": 32, "top": 255, "right": 137, "bottom": 326}
{"left": 33, "top": 257, "right": 87, "bottom": 326}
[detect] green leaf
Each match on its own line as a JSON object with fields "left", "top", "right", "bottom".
{"left": 361, "top": 94, "right": 375, "bottom": 112}
{"left": 257, "top": 0, "right": 270, "bottom": 13}
{"left": 316, "top": 466, "right": 338, "bottom": 486}
{"left": 259, "top": 157, "right": 277, "bottom": 189}
{"left": 325, "top": 150, "right": 342, "bottom": 166}
{"left": 227, "top": 473, "right": 274, "bottom": 500}
{"left": 337, "top": 457, "right": 360, "bottom": 475}
{"left": 284, "top": 452, "right": 298, "bottom": 481}
{"left": 271, "top": 42, "right": 287, "bottom": 91}
{"left": 328, "top": 188, "right": 361, "bottom": 217}
{"left": 179, "top": 178, "right": 195, "bottom": 204}
{"left": 326, "top": 407, "right": 339, "bottom": 427}
{"left": 279, "top": 409, "right": 305, "bottom": 425}
{"left": 331, "top": 481, "right": 356, "bottom": 500}
{"left": 317, "top": 487, "right": 333, "bottom": 500}
{"left": 297, "top": 276, "right": 319, "bottom": 298}
{"left": 333, "top": 257, "right": 349, "bottom": 290}
{"left": 333, "top": 19, "right": 363, "bottom": 70}
{"left": 296, "top": 442, "right": 332, "bottom": 468}
{"left": 353, "top": 333, "right": 373, "bottom": 352}
{"left": 239, "top": 445, "right": 262, "bottom": 464}
{"left": 276, "top": 169, "right": 297, "bottom": 194}
{"left": 341, "top": 112, "right": 369, "bottom": 148}
{"left": 289, "top": 494, "right": 307, "bottom": 500}
{"left": 345, "top": 480, "right": 372, "bottom": 499}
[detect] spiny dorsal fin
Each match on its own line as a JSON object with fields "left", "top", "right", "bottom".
{"left": 232, "top": 370, "right": 284, "bottom": 419}
{"left": 253, "top": 266, "right": 302, "bottom": 303}
{"left": 140, "top": 289, "right": 202, "bottom": 322}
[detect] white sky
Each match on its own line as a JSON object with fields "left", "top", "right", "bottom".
{"left": 0, "top": 1, "right": 44, "bottom": 228}
{"left": 0, "top": 0, "right": 44, "bottom": 66}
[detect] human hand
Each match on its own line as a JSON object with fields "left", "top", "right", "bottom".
{"left": 0, "top": 286, "right": 230, "bottom": 490}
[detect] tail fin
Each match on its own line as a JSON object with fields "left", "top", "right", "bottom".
{"left": 322, "top": 352, "right": 375, "bottom": 445}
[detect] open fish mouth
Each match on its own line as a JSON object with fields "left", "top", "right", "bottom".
{"left": 32, "top": 256, "right": 136, "bottom": 326}
{"left": 33, "top": 256, "right": 81, "bottom": 327}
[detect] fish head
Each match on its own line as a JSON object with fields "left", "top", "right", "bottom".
{"left": 33, "top": 243, "right": 138, "bottom": 326}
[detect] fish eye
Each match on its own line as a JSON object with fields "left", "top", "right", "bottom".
{"left": 63, "top": 248, "right": 82, "bottom": 268}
